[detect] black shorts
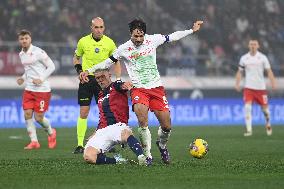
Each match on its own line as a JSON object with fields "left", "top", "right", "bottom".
{"left": 78, "top": 75, "right": 101, "bottom": 106}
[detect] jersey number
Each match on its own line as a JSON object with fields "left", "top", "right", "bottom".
{"left": 39, "top": 100, "right": 45, "bottom": 111}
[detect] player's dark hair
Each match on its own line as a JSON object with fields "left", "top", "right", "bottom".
{"left": 128, "top": 18, "right": 146, "bottom": 34}
{"left": 18, "top": 29, "right": 32, "bottom": 37}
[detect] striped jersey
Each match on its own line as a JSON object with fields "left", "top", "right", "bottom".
{"left": 97, "top": 80, "right": 129, "bottom": 129}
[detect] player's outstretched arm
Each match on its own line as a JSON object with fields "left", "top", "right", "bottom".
{"left": 267, "top": 68, "right": 277, "bottom": 90}
{"left": 167, "top": 20, "right": 203, "bottom": 42}
{"left": 87, "top": 58, "right": 114, "bottom": 73}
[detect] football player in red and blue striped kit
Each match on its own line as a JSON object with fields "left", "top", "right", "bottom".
{"left": 83, "top": 68, "right": 150, "bottom": 165}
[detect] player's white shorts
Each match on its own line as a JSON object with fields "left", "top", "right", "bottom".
{"left": 85, "top": 122, "right": 131, "bottom": 153}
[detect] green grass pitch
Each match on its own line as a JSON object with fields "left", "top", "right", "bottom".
{"left": 0, "top": 126, "right": 284, "bottom": 189}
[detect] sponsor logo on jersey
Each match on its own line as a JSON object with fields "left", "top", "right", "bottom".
{"left": 98, "top": 94, "right": 110, "bottom": 104}
{"left": 128, "top": 47, "right": 154, "bottom": 60}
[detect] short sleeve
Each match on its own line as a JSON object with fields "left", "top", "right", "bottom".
{"left": 263, "top": 55, "right": 271, "bottom": 69}
{"left": 238, "top": 56, "right": 245, "bottom": 70}
{"left": 75, "top": 39, "right": 84, "bottom": 57}
{"left": 150, "top": 34, "right": 167, "bottom": 47}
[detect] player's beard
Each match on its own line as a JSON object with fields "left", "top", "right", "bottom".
{"left": 132, "top": 40, "right": 143, "bottom": 47}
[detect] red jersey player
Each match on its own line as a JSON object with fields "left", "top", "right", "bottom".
{"left": 83, "top": 69, "right": 150, "bottom": 166}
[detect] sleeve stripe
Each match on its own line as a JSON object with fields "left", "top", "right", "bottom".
{"left": 109, "top": 55, "right": 118, "bottom": 63}
{"left": 165, "top": 35, "right": 170, "bottom": 43}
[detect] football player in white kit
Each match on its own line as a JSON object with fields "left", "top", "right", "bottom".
{"left": 80, "top": 19, "right": 203, "bottom": 164}
{"left": 17, "top": 30, "right": 57, "bottom": 149}
{"left": 235, "top": 39, "right": 276, "bottom": 136}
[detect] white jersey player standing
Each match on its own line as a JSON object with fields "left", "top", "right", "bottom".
{"left": 235, "top": 39, "right": 276, "bottom": 136}
{"left": 80, "top": 19, "right": 203, "bottom": 164}
{"left": 17, "top": 30, "right": 57, "bottom": 149}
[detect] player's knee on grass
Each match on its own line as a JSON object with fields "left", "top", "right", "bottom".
{"left": 121, "top": 129, "right": 133, "bottom": 143}
{"left": 84, "top": 147, "right": 99, "bottom": 164}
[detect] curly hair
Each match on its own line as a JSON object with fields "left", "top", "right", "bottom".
{"left": 128, "top": 18, "right": 146, "bottom": 34}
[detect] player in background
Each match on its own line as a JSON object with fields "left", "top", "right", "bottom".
{"left": 83, "top": 69, "right": 149, "bottom": 166}
{"left": 80, "top": 18, "right": 203, "bottom": 164}
{"left": 17, "top": 30, "right": 56, "bottom": 150}
{"left": 235, "top": 39, "right": 277, "bottom": 136}
{"left": 73, "top": 17, "right": 121, "bottom": 154}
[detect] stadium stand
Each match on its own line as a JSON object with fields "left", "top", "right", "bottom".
{"left": 0, "top": 0, "right": 283, "bottom": 77}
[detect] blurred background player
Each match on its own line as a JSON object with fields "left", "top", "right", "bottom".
{"left": 83, "top": 69, "right": 149, "bottom": 166}
{"left": 81, "top": 18, "right": 203, "bottom": 164}
{"left": 73, "top": 17, "right": 121, "bottom": 154}
{"left": 17, "top": 30, "right": 56, "bottom": 150}
{"left": 235, "top": 39, "right": 277, "bottom": 136}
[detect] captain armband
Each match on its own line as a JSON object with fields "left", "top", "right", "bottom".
{"left": 109, "top": 55, "right": 118, "bottom": 63}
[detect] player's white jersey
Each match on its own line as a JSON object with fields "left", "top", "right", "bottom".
{"left": 87, "top": 29, "right": 193, "bottom": 88}
{"left": 112, "top": 34, "right": 167, "bottom": 89}
{"left": 239, "top": 51, "right": 271, "bottom": 90}
{"left": 19, "top": 44, "right": 55, "bottom": 92}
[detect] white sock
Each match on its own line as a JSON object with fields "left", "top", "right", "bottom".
{"left": 262, "top": 107, "right": 271, "bottom": 126}
{"left": 138, "top": 127, "right": 152, "bottom": 158}
{"left": 157, "top": 126, "right": 171, "bottom": 149}
{"left": 26, "top": 119, "right": 38, "bottom": 142}
{"left": 37, "top": 117, "right": 53, "bottom": 135}
{"left": 244, "top": 104, "right": 252, "bottom": 133}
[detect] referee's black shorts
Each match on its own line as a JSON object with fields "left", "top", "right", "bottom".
{"left": 78, "top": 75, "right": 101, "bottom": 106}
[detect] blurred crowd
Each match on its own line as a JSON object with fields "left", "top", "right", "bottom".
{"left": 1, "top": 0, "right": 284, "bottom": 76}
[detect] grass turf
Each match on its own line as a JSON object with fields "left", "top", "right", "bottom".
{"left": 0, "top": 126, "right": 284, "bottom": 189}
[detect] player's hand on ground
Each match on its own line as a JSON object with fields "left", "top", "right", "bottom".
{"left": 121, "top": 82, "right": 133, "bottom": 90}
{"left": 235, "top": 84, "right": 241, "bottom": 92}
{"left": 16, "top": 78, "right": 24, "bottom": 85}
{"left": 79, "top": 71, "right": 89, "bottom": 83}
{"left": 32, "top": 79, "right": 42, "bottom": 85}
{"left": 192, "top": 21, "right": 203, "bottom": 32}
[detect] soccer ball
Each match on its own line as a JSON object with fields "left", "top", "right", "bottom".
{"left": 189, "top": 138, "right": 209, "bottom": 159}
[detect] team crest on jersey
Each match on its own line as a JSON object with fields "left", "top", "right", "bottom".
{"left": 134, "top": 96, "right": 139, "bottom": 101}
{"left": 95, "top": 48, "right": 100, "bottom": 53}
